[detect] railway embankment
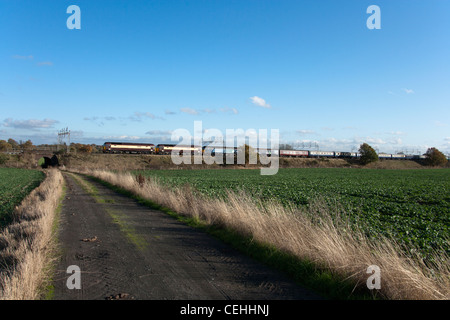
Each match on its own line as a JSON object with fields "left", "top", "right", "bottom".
{"left": 58, "top": 153, "right": 431, "bottom": 171}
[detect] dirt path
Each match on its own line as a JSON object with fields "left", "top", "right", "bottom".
{"left": 52, "top": 172, "right": 320, "bottom": 300}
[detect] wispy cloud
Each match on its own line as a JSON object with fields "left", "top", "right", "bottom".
{"left": 180, "top": 108, "right": 200, "bottom": 115}
{"left": 145, "top": 130, "right": 173, "bottom": 136}
{"left": 250, "top": 96, "right": 271, "bottom": 109}
{"left": 165, "top": 110, "right": 176, "bottom": 115}
{"left": 103, "top": 135, "right": 142, "bottom": 141}
{"left": 201, "top": 108, "right": 216, "bottom": 114}
{"left": 179, "top": 107, "right": 239, "bottom": 116}
{"left": 12, "top": 54, "right": 33, "bottom": 60}
{"left": 129, "top": 112, "right": 163, "bottom": 121}
{"left": 219, "top": 107, "right": 239, "bottom": 115}
{"left": 83, "top": 116, "right": 99, "bottom": 121}
{"left": 402, "top": 88, "right": 414, "bottom": 94}
{"left": 2, "top": 118, "right": 59, "bottom": 130}
{"left": 387, "top": 131, "right": 405, "bottom": 136}
{"left": 297, "top": 129, "right": 316, "bottom": 135}
{"left": 83, "top": 116, "right": 116, "bottom": 127}
{"left": 37, "top": 61, "right": 53, "bottom": 66}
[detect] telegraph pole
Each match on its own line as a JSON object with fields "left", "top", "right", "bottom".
{"left": 58, "top": 127, "right": 71, "bottom": 153}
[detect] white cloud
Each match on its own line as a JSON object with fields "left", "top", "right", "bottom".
{"left": 201, "top": 108, "right": 216, "bottom": 114}
{"left": 364, "top": 137, "right": 387, "bottom": 145}
{"left": 83, "top": 116, "right": 99, "bottom": 121}
{"left": 219, "top": 107, "right": 239, "bottom": 115}
{"left": 145, "top": 130, "right": 173, "bottom": 136}
{"left": 177, "top": 107, "right": 239, "bottom": 116}
{"left": 387, "top": 131, "right": 405, "bottom": 136}
{"left": 180, "top": 108, "right": 199, "bottom": 115}
{"left": 12, "top": 55, "right": 33, "bottom": 60}
{"left": 129, "top": 112, "right": 163, "bottom": 121}
{"left": 435, "top": 121, "right": 447, "bottom": 127}
{"left": 104, "top": 135, "right": 142, "bottom": 141}
{"left": 165, "top": 110, "right": 176, "bottom": 115}
{"left": 402, "top": 88, "right": 414, "bottom": 94}
{"left": 37, "top": 61, "right": 53, "bottom": 66}
{"left": 250, "top": 96, "right": 271, "bottom": 109}
{"left": 83, "top": 116, "right": 116, "bottom": 127}
{"left": 2, "top": 118, "right": 59, "bottom": 130}
{"left": 297, "top": 129, "right": 316, "bottom": 135}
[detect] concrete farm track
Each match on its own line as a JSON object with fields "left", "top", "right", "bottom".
{"left": 52, "top": 172, "right": 320, "bottom": 300}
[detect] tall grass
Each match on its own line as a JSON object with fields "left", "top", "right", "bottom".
{"left": 0, "top": 169, "right": 64, "bottom": 300}
{"left": 74, "top": 169, "right": 449, "bottom": 300}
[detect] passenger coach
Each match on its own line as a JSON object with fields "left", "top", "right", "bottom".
{"left": 155, "top": 144, "right": 202, "bottom": 155}
{"left": 102, "top": 142, "right": 155, "bottom": 154}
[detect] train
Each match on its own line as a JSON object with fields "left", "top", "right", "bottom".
{"left": 103, "top": 142, "right": 201, "bottom": 155}
{"left": 102, "top": 142, "right": 429, "bottom": 160}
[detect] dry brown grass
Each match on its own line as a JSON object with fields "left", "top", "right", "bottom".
{"left": 0, "top": 169, "right": 64, "bottom": 300}
{"left": 73, "top": 168, "right": 449, "bottom": 300}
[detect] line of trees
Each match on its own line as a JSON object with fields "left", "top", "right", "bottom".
{"left": 0, "top": 138, "right": 34, "bottom": 151}
{"left": 0, "top": 138, "right": 102, "bottom": 154}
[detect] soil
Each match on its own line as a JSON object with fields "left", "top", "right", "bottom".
{"left": 52, "top": 172, "right": 321, "bottom": 300}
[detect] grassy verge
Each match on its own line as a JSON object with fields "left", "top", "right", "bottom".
{"left": 42, "top": 181, "right": 66, "bottom": 300}
{"left": 0, "top": 169, "right": 64, "bottom": 300}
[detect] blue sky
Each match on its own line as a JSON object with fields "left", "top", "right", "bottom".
{"left": 1, "top": 0, "right": 449, "bottom": 154}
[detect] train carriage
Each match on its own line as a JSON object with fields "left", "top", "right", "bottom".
{"left": 378, "top": 153, "right": 392, "bottom": 159}
{"left": 309, "top": 150, "right": 335, "bottom": 158}
{"left": 102, "top": 142, "right": 155, "bottom": 154}
{"left": 156, "top": 144, "right": 201, "bottom": 155}
{"left": 279, "top": 150, "right": 308, "bottom": 157}
{"left": 257, "top": 148, "right": 279, "bottom": 157}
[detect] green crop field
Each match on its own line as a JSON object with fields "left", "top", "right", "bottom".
{"left": 135, "top": 168, "right": 450, "bottom": 259}
{"left": 0, "top": 168, "right": 45, "bottom": 227}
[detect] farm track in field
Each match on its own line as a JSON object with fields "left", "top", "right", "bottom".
{"left": 52, "top": 172, "right": 320, "bottom": 300}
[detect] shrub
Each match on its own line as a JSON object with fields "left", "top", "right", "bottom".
{"left": 424, "top": 147, "right": 447, "bottom": 166}
{"left": 0, "top": 154, "right": 9, "bottom": 165}
{"left": 359, "top": 143, "right": 379, "bottom": 165}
